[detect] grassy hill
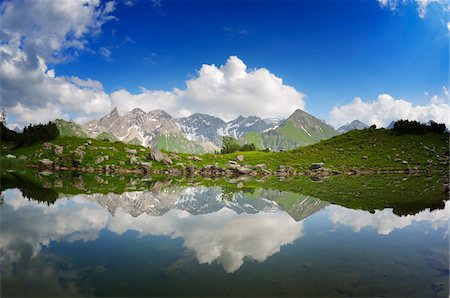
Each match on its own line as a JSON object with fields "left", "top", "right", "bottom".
{"left": 54, "top": 119, "right": 88, "bottom": 138}
{"left": 1, "top": 127, "right": 448, "bottom": 174}
{"left": 260, "top": 109, "right": 337, "bottom": 150}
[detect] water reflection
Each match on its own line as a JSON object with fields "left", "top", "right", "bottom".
{"left": 329, "top": 203, "right": 450, "bottom": 235}
{"left": 2, "top": 185, "right": 449, "bottom": 274}
{"left": 1, "top": 188, "right": 305, "bottom": 273}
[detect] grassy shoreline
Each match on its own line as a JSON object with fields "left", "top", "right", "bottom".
{"left": 1, "top": 128, "right": 448, "bottom": 177}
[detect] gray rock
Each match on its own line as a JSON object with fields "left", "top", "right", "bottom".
{"left": 6, "top": 154, "right": 16, "bottom": 159}
{"left": 236, "top": 155, "right": 244, "bottom": 162}
{"left": 54, "top": 145, "right": 63, "bottom": 156}
{"left": 255, "top": 164, "right": 266, "bottom": 169}
{"left": 130, "top": 156, "right": 138, "bottom": 165}
{"left": 227, "top": 161, "right": 239, "bottom": 169}
{"left": 125, "top": 148, "right": 137, "bottom": 154}
{"left": 188, "top": 155, "right": 203, "bottom": 161}
{"left": 140, "top": 162, "right": 152, "bottom": 170}
{"left": 42, "top": 142, "right": 53, "bottom": 150}
{"left": 73, "top": 146, "right": 85, "bottom": 165}
{"left": 149, "top": 148, "right": 173, "bottom": 165}
{"left": 38, "top": 159, "right": 53, "bottom": 172}
{"left": 18, "top": 155, "right": 27, "bottom": 160}
{"left": 170, "top": 152, "right": 181, "bottom": 160}
{"left": 95, "top": 157, "right": 104, "bottom": 164}
{"left": 402, "top": 160, "right": 408, "bottom": 164}
{"left": 236, "top": 166, "right": 252, "bottom": 175}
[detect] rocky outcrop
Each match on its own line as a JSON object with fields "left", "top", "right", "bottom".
{"left": 149, "top": 148, "right": 173, "bottom": 165}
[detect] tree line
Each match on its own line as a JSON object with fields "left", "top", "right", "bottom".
{"left": 392, "top": 120, "right": 446, "bottom": 135}
{"left": 0, "top": 122, "right": 59, "bottom": 148}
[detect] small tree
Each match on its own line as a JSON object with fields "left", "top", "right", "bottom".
{"left": 221, "top": 136, "right": 240, "bottom": 154}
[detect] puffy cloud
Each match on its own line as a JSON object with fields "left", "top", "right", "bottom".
{"left": 0, "top": 1, "right": 304, "bottom": 126}
{"left": 111, "top": 56, "right": 305, "bottom": 121}
{"left": 179, "top": 56, "right": 304, "bottom": 121}
{"left": 329, "top": 93, "right": 450, "bottom": 128}
{"left": 0, "top": 43, "right": 112, "bottom": 127}
{"left": 0, "top": 0, "right": 115, "bottom": 128}
{"left": 329, "top": 201, "right": 450, "bottom": 235}
{"left": 0, "top": 0, "right": 116, "bottom": 61}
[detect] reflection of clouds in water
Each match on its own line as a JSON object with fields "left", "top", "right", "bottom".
{"left": 329, "top": 201, "right": 450, "bottom": 235}
{"left": 109, "top": 208, "right": 303, "bottom": 273}
{"left": 1, "top": 189, "right": 302, "bottom": 273}
{"left": 1, "top": 189, "right": 110, "bottom": 259}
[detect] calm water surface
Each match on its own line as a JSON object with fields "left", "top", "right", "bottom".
{"left": 1, "top": 174, "right": 449, "bottom": 297}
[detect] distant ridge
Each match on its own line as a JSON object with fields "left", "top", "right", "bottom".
{"left": 337, "top": 120, "right": 369, "bottom": 134}
{"left": 55, "top": 108, "right": 338, "bottom": 153}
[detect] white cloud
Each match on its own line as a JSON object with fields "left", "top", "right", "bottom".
{"left": 0, "top": 0, "right": 115, "bottom": 128}
{"left": 0, "top": 43, "right": 112, "bottom": 127}
{"left": 0, "top": 0, "right": 116, "bottom": 61}
{"left": 329, "top": 201, "right": 450, "bottom": 235}
{"left": 329, "top": 93, "right": 450, "bottom": 128}
{"left": 112, "top": 56, "right": 305, "bottom": 121}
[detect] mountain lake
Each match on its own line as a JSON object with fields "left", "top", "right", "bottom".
{"left": 1, "top": 170, "right": 448, "bottom": 297}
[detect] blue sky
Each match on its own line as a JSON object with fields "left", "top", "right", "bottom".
{"left": 0, "top": 0, "right": 448, "bottom": 127}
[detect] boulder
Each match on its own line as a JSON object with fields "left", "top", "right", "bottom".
{"left": 42, "top": 142, "right": 53, "bottom": 150}
{"left": 6, "top": 154, "right": 16, "bottom": 159}
{"left": 236, "top": 155, "right": 244, "bottom": 162}
{"left": 130, "top": 156, "right": 138, "bottom": 165}
{"left": 170, "top": 152, "right": 181, "bottom": 160}
{"left": 310, "top": 163, "right": 324, "bottom": 170}
{"left": 73, "top": 146, "right": 85, "bottom": 165}
{"left": 149, "top": 148, "right": 173, "bottom": 165}
{"left": 236, "top": 166, "right": 252, "bottom": 175}
{"left": 140, "top": 162, "right": 152, "bottom": 171}
{"left": 188, "top": 155, "right": 203, "bottom": 161}
{"left": 54, "top": 145, "right": 63, "bottom": 156}
{"left": 255, "top": 164, "right": 266, "bottom": 169}
{"left": 227, "top": 161, "right": 239, "bottom": 169}
{"left": 125, "top": 148, "right": 137, "bottom": 154}
{"left": 95, "top": 157, "right": 104, "bottom": 164}
{"left": 38, "top": 159, "right": 53, "bottom": 172}
{"left": 18, "top": 155, "right": 27, "bottom": 160}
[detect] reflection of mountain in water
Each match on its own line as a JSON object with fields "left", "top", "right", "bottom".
{"left": 85, "top": 187, "right": 313, "bottom": 219}
{"left": 285, "top": 195, "right": 330, "bottom": 221}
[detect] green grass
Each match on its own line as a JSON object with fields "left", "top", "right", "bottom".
{"left": 54, "top": 119, "right": 88, "bottom": 138}
{"left": 95, "top": 131, "right": 119, "bottom": 142}
{"left": 156, "top": 134, "right": 209, "bottom": 154}
{"left": 241, "top": 131, "right": 264, "bottom": 149}
{"left": 2, "top": 169, "right": 447, "bottom": 217}
{"left": 1, "top": 128, "right": 448, "bottom": 174}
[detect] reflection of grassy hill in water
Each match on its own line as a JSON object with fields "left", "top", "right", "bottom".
{"left": 0, "top": 171, "right": 59, "bottom": 204}
{"left": 1, "top": 170, "right": 447, "bottom": 217}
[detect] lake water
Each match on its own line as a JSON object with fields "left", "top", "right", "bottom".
{"left": 1, "top": 171, "right": 449, "bottom": 297}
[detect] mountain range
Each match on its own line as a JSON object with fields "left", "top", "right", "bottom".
{"left": 56, "top": 108, "right": 341, "bottom": 153}
{"left": 336, "top": 120, "right": 369, "bottom": 134}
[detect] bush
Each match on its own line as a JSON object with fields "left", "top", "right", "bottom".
{"left": 220, "top": 136, "right": 257, "bottom": 154}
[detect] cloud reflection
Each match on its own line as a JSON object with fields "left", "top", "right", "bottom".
{"left": 328, "top": 201, "right": 450, "bottom": 235}
{"left": 1, "top": 188, "right": 302, "bottom": 273}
